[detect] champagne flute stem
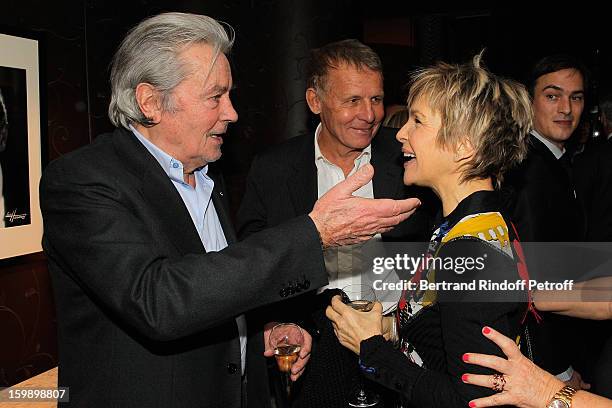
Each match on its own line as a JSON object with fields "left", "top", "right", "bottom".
{"left": 281, "top": 371, "right": 292, "bottom": 401}
{"left": 356, "top": 375, "right": 367, "bottom": 403}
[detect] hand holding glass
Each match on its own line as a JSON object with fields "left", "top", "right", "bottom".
{"left": 341, "top": 284, "right": 380, "bottom": 407}
{"left": 269, "top": 323, "right": 304, "bottom": 400}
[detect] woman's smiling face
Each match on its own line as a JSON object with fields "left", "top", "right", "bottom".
{"left": 396, "top": 96, "right": 455, "bottom": 189}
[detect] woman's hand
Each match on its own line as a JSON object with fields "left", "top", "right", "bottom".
{"left": 461, "top": 326, "right": 564, "bottom": 408}
{"left": 325, "top": 295, "right": 384, "bottom": 354}
{"left": 381, "top": 315, "right": 396, "bottom": 342}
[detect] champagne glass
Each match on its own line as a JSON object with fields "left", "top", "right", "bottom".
{"left": 269, "top": 323, "right": 304, "bottom": 401}
{"left": 342, "top": 284, "right": 380, "bottom": 408}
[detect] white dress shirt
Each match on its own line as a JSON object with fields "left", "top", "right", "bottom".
{"left": 313, "top": 125, "right": 398, "bottom": 311}
{"left": 314, "top": 124, "right": 374, "bottom": 291}
{"left": 531, "top": 130, "right": 565, "bottom": 159}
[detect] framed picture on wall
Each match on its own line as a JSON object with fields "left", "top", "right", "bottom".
{"left": 0, "top": 30, "right": 44, "bottom": 259}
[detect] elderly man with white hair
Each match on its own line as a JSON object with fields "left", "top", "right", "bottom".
{"left": 40, "top": 12, "right": 420, "bottom": 408}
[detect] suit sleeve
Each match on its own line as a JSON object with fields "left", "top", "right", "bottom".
{"left": 40, "top": 157, "right": 328, "bottom": 342}
{"left": 237, "top": 153, "right": 324, "bottom": 332}
{"left": 360, "top": 300, "right": 512, "bottom": 408}
{"left": 509, "top": 180, "right": 545, "bottom": 243}
{"left": 360, "top": 300, "right": 519, "bottom": 407}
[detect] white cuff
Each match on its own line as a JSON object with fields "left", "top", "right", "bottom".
{"left": 555, "top": 366, "right": 574, "bottom": 382}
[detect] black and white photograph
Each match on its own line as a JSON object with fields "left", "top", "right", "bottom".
{"left": 0, "top": 66, "right": 30, "bottom": 229}
{"left": 0, "top": 31, "right": 43, "bottom": 259}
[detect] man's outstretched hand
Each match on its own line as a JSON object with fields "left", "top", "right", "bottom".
{"left": 309, "top": 164, "right": 421, "bottom": 248}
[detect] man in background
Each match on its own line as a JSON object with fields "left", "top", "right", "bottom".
{"left": 237, "top": 39, "right": 433, "bottom": 407}
{"left": 505, "top": 54, "right": 589, "bottom": 390}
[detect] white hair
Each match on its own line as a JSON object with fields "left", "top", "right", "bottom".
{"left": 108, "top": 12, "right": 234, "bottom": 129}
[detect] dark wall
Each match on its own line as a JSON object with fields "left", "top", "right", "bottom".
{"left": 0, "top": 253, "right": 56, "bottom": 385}
{"left": 1, "top": 1, "right": 611, "bottom": 386}
{"left": 0, "top": 1, "right": 89, "bottom": 385}
{"left": 363, "top": 7, "right": 612, "bottom": 104}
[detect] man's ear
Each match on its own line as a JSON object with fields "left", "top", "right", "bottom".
{"left": 135, "top": 83, "right": 163, "bottom": 124}
{"left": 306, "top": 88, "right": 321, "bottom": 114}
{"left": 454, "top": 137, "right": 475, "bottom": 162}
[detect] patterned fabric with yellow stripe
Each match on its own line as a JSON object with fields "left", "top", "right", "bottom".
{"left": 441, "top": 212, "right": 512, "bottom": 256}
{"left": 417, "top": 212, "right": 514, "bottom": 308}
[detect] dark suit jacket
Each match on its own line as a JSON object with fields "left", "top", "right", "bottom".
{"left": 236, "top": 127, "right": 436, "bottom": 407}
{"left": 504, "top": 134, "right": 584, "bottom": 243}
{"left": 237, "top": 127, "right": 434, "bottom": 241}
{"left": 503, "top": 133, "right": 585, "bottom": 376}
{"left": 571, "top": 141, "right": 612, "bottom": 388}
{"left": 40, "top": 128, "right": 328, "bottom": 408}
{"left": 573, "top": 141, "right": 612, "bottom": 241}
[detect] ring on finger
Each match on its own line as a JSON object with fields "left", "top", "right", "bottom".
{"left": 491, "top": 373, "right": 506, "bottom": 392}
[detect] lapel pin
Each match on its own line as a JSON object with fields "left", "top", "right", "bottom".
{"left": 219, "top": 191, "right": 224, "bottom": 196}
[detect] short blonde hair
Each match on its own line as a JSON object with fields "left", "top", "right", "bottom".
{"left": 406, "top": 52, "right": 533, "bottom": 186}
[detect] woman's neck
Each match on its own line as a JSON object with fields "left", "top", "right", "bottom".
{"left": 434, "top": 177, "right": 494, "bottom": 217}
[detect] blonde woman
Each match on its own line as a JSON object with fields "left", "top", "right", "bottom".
{"left": 327, "top": 53, "right": 535, "bottom": 407}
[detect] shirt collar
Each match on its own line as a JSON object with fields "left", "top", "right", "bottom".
{"left": 442, "top": 190, "right": 501, "bottom": 229}
{"left": 130, "top": 125, "right": 208, "bottom": 185}
{"left": 313, "top": 123, "right": 372, "bottom": 163}
{"left": 531, "top": 129, "right": 565, "bottom": 159}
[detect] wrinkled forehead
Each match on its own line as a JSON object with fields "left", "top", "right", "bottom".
{"left": 321, "top": 62, "right": 382, "bottom": 89}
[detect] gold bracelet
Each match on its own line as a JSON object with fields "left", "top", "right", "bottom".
{"left": 547, "top": 385, "right": 577, "bottom": 408}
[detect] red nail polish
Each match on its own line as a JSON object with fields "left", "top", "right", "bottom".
{"left": 469, "top": 402, "right": 476, "bottom": 408}
{"left": 461, "top": 374, "right": 469, "bottom": 382}
{"left": 483, "top": 327, "right": 491, "bottom": 335}
{"left": 462, "top": 353, "right": 469, "bottom": 362}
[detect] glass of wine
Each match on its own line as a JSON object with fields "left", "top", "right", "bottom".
{"left": 341, "top": 284, "right": 380, "bottom": 408}
{"left": 269, "top": 323, "right": 304, "bottom": 401}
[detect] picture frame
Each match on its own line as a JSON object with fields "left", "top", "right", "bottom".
{"left": 0, "top": 29, "right": 44, "bottom": 259}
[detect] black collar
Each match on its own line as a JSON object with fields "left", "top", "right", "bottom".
{"left": 442, "top": 190, "right": 502, "bottom": 232}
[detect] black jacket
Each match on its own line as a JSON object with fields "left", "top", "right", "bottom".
{"left": 504, "top": 134, "right": 584, "bottom": 243}
{"left": 573, "top": 141, "right": 612, "bottom": 241}
{"left": 360, "top": 191, "right": 527, "bottom": 407}
{"left": 503, "top": 134, "right": 585, "bottom": 376}
{"left": 41, "top": 128, "right": 328, "bottom": 408}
